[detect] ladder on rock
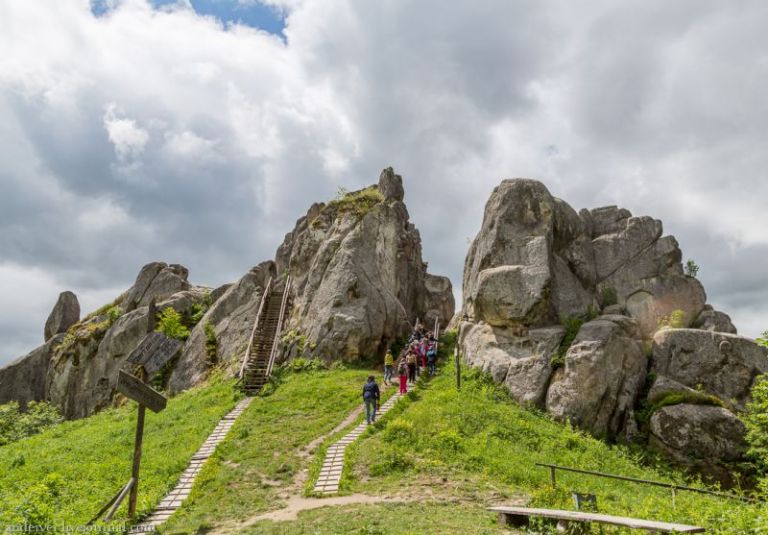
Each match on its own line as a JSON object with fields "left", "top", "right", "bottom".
{"left": 238, "top": 276, "right": 291, "bottom": 395}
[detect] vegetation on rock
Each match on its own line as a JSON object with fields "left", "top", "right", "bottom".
{"left": 156, "top": 307, "right": 190, "bottom": 341}
{"left": 0, "top": 401, "right": 61, "bottom": 446}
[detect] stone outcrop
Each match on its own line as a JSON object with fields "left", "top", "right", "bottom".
{"left": 652, "top": 328, "right": 768, "bottom": 410}
{"left": 1, "top": 167, "right": 452, "bottom": 419}
{"left": 44, "top": 291, "right": 80, "bottom": 341}
{"left": 168, "top": 262, "right": 274, "bottom": 393}
{"left": 546, "top": 315, "right": 645, "bottom": 438}
{"left": 0, "top": 334, "right": 63, "bottom": 407}
{"left": 459, "top": 177, "right": 767, "bottom": 480}
{"left": 276, "top": 168, "right": 454, "bottom": 362}
{"left": 123, "top": 262, "right": 190, "bottom": 311}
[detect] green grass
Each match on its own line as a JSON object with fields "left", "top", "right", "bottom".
{"left": 159, "top": 367, "right": 378, "bottom": 533}
{"left": 242, "top": 502, "right": 504, "bottom": 534}
{"left": 0, "top": 372, "right": 241, "bottom": 527}
{"left": 337, "top": 358, "right": 767, "bottom": 533}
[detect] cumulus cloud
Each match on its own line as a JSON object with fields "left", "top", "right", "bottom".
{"left": 1, "top": 0, "right": 767, "bottom": 365}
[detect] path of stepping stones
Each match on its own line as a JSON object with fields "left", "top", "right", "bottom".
{"left": 130, "top": 397, "right": 253, "bottom": 533}
{"left": 313, "top": 389, "right": 410, "bottom": 495}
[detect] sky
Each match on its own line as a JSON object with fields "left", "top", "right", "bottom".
{"left": 1, "top": 0, "right": 767, "bottom": 365}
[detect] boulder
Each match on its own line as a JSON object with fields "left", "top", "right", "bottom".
{"left": 471, "top": 264, "right": 550, "bottom": 327}
{"left": 44, "top": 291, "right": 80, "bottom": 341}
{"left": 592, "top": 216, "right": 663, "bottom": 281}
{"left": 623, "top": 276, "right": 707, "bottom": 337}
{"left": 693, "top": 306, "right": 737, "bottom": 334}
{"left": 546, "top": 316, "right": 646, "bottom": 438}
{"left": 649, "top": 404, "right": 746, "bottom": 464}
{"left": 123, "top": 262, "right": 190, "bottom": 311}
{"left": 459, "top": 321, "right": 563, "bottom": 407}
{"left": 423, "top": 274, "right": 455, "bottom": 330}
{"left": 651, "top": 329, "right": 768, "bottom": 409}
{"left": 647, "top": 375, "right": 699, "bottom": 405}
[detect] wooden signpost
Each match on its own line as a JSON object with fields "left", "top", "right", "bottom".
{"left": 90, "top": 331, "right": 180, "bottom": 523}
{"left": 127, "top": 331, "right": 182, "bottom": 376}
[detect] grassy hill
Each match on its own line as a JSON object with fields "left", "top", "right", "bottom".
{"left": 2, "top": 356, "right": 766, "bottom": 533}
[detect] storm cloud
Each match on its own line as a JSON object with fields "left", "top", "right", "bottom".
{"left": 1, "top": 0, "right": 767, "bottom": 363}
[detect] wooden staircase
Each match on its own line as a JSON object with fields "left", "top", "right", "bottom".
{"left": 238, "top": 276, "right": 291, "bottom": 395}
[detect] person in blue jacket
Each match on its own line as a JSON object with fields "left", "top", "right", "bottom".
{"left": 362, "top": 375, "right": 380, "bottom": 424}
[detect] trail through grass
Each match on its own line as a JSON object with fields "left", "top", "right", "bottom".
{"left": 0, "top": 373, "right": 240, "bottom": 527}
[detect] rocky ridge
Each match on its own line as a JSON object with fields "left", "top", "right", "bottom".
{"left": 458, "top": 178, "right": 767, "bottom": 483}
{"left": 0, "top": 168, "right": 454, "bottom": 419}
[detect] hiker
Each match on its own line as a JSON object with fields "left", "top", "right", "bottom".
{"left": 406, "top": 347, "right": 417, "bottom": 383}
{"left": 383, "top": 350, "right": 394, "bottom": 386}
{"left": 418, "top": 337, "right": 428, "bottom": 370}
{"left": 397, "top": 356, "right": 409, "bottom": 394}
{"left": 427, "top": 339, "right": 438, "bottom": 376}
{"left": 362, "top": 375, "right": 380, "bottom": 424}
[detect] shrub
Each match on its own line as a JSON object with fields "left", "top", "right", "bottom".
{"left": 745, "top": 374, "right": 768, "bottom": 474}
{"left": 204, "top": 321, "right": 218, "bottom": 364}
{"left": 156, "top": 307, "right": 190, "bottom": 341}
{"left": 326, "top": 186, "right": 384, "bottom": 219}
{"left": 283, "top": 358, "right": 327, "bottom": 373}
{"left": 658, "top": 309, "right": 686, "bottom": 330}
{"left": 551, "top": 316, "right": 583, "bottom": 368}
{"left": 756, "top": 331, "right": 768, "bottom": 349}
{"left": 685, "top": 259, "right": 700, "bottom": 277}
{"left": 106, "top": 305, "right": 123, "bottom": 322}
{"left": 600, "top": 286, "right": 618, "bottom": 307}
{"left": 0, "top": 401, "right": 62, "bottom": 446}
{"left": 383, "top": 418, "right": 416, "bottom": 444}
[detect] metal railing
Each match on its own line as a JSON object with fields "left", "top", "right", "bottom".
{"left": 238, "top": 276, "right": 272, "bottom": 381}
{"left": 266, "top": 275, "right": 291, "bottom": 378}
{"left": 536, "top": 463, "right": 758, "bottom": 504}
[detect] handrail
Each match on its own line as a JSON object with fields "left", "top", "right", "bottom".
{"left": 238, "top": 277, "right": 273, "bottom": 381}
{"left": 266, "top": 275, "right": 291, "bottom": 378}
{"left": 536, "top": 463, "right": 759, "bottom": 503}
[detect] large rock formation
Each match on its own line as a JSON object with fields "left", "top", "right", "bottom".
{"left": 459, "top": 178, "right": 767, "bottom": 481}
{"left": 276, "top": 168, "right": 454, "bottom": 362}
{"left": 0, "top": 167, "right": 453, "bottom": 419}
{"left": 44, "top": 291, "right": 80, "bottom": 341}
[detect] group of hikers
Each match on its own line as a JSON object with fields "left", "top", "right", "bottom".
{"left": 362, "top": 323, "right": 439, "bottom": 424}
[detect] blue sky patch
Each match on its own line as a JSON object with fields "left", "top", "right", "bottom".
{"left": 91, "top": 0, "right": 286, "bottom": 37}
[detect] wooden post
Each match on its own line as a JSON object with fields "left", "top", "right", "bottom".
{"left": 550, "top": 465, "right": 557, "bottom": 488}
{"left": 671, "top": 487, "right": 676, "bottom": 509}
{"left": 127, "top": 405, "right": 146, "bottom": 517}
{"left": 454, "top": 345, "right": 461, "bottom": 390}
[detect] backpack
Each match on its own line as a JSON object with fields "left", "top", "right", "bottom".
{"left": 363, "top": 381, "right": 378, "bottom": 399}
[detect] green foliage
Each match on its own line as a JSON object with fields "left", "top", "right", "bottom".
{"left": 204, "top": 321, "right": 218, "bottom": 364}
{"left": 326, "top": 186, "right": 385, "bottom": 219}
{"left": 0, "top": 379, "right": 239, "bottom": 525}
{"left": 156, "top": 306, "right": 191, "bottom": 341}
{"left": 189, "top": 303, "right": 206, "bottom": 325}
{"left": 344, "top": 358, "right": 764, "bottom": 533}
{"left": 658, "top": 309, "right": 686, "bottom": 330}
{"left": 282, "top": 357, "right": 327, "bottom": 373}
{"left": 685, "top": 258, "right": 700, "bottom": 278}
{"left": 0, "top": 401, "right": 62, "bottom": 446}
{"left": 105, "top": 305, "right": 123, "bottom": 322}
{"left": 600, "top": 286, "right": 618, "bottom": 307}
{"left": 551, "top": 315, "right": 584, "bottom": 368}
{"left": 636, "top": 391, "right": 725, "bottom": 426}
{"left": 756, "top": 331, "right": 768, "bottom": 349}
{"left": 745, "top": 374, "right": 768, "bottom": 475}
{"left": 160, "top": 368, "right": 377, "bottom": 532}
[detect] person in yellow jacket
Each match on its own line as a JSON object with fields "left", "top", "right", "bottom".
{"left": 383, "top": 350, "right": 394, "bottom": 386}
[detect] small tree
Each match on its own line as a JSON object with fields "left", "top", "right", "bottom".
{"left": 745, "top": 375, "right": 768, "bottom": 496}
{"left": 757, "top": 331, "right": 768, "bottom": 349}
{"left": 684, "top": 259, "right": 700, "bottom": 277}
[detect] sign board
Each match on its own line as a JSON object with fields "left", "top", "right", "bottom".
{"left": 117, "top": 370, "right": 167, "bottom": 413}
{"left": 126, "top": 332, "right": 182, "bottom": 376}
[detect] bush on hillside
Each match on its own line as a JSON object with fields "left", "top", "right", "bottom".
{"left": 0, "top": 401, "right": 62, "bottom": 446}
{"left": 156, "top": 307, "right": 190, "bottom": 341}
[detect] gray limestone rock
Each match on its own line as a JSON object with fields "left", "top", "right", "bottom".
{"left": 378, "top": 167, "right": 405, "bottom": 202}
{"left": 546, "top": 316, "right": 646, "bottom": 438}
{"left": 0, "top": 334, "right": 63, "bottom": 407}
{"left": 44, "top": 291, "right": 80, "bottom": 341}
{"left": 649, "top": 404, "right": 746, "bottom": 463}
{"left": 651, "top": 328, "right": 768, "bottom": 410}
{"left": 124, "top": 262, "right": 190, "bottom": 311}
{"left": 693, "top": 307, "right": 737, "bottom": 334}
